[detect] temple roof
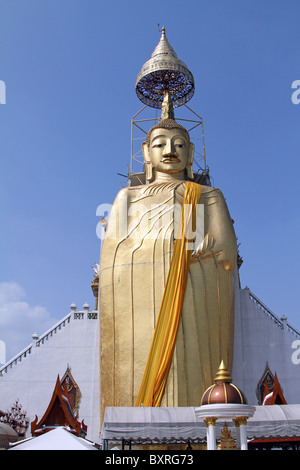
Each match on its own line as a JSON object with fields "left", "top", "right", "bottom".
{"left": 31, "top": 375, "right": 87, "bottom": 437}
{"left": 262, "top": 372, "right": 287, "bottom": 405}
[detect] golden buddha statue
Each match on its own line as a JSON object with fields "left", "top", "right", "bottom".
{"left": 99, "top": 29, "right": 237, "bottom": 423}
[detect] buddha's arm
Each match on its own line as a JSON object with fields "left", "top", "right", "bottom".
{"left": 103, "top": 188, "right": 130, "bottom": 242}
{"left": 198, "top": 188, "right": 237, "bottom": 272}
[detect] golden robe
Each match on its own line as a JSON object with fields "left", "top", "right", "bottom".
{"left": 99, "top": 181, "right": 237, "bottom": 422}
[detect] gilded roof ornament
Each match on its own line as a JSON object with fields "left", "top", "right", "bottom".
{"left": 214, "top": 360, "right": 233, "bottom": 383}
{"left": 151, "top": 26, "right": 177, "bottom": 58}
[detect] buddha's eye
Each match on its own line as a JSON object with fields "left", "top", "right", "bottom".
{"left": 152, "top": 143, "right": 165, "bottom": 148}
{"left": 175, "top": 141, "right": 186, "bottom": 148}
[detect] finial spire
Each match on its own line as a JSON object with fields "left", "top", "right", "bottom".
{"left": 160, "top": 90, "right": 175, "bottom": 120}
{"left": 214, "top": 360, "right": 232, "bottom": 383}
{"left": 151, "top": 26, "right": 177, "bottom": 59}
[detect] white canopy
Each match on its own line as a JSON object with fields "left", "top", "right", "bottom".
{"left": 102, "top": 407, "right": 208, "bottom": 444}
{"left": 0, "top": 423, "right": 19, "bottom": 449}
{"left": 101, "top": 405, "right": 300, "bottom": 444}
{"left": 247, "top": 404, "right": 300, "bottom": 439}
{"left": 8, "top": 427, "right": 99, "bottom": 450}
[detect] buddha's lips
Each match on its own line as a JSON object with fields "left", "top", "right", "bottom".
{"left": 161, "top": 155, "right": 180, "bottom": 163}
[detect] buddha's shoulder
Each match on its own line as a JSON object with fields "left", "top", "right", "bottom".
{"left": 200, "top": 185, "right": 224, "bottom": 197}
{"left": 112, "top": 184, "right": 155, "bottom": 205}
{"left": 199, "top": 185, "right": 230, "bottom": 208}
{"left": 113, "top": 184, "right": 148, "bottom": 200}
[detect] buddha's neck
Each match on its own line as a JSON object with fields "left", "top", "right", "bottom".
{"left": 154, "top": 171, "right": 186, "bottom": 183}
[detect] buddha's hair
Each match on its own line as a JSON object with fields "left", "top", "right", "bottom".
{"left": 146, "top": 119, "right": 190, "bottom": 146}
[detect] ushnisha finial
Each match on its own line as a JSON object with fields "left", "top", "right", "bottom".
{"left": 214, "top": 360, "right": 232, "bottom": 383}
{"left": 160, "top": 90, "right": 175, "bottom": 120}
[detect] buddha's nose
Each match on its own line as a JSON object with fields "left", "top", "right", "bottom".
{"left": 165, "top": 139, "right": 174, "bottom": 155}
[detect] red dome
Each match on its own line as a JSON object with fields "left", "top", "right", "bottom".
{"left": 201, "top": 361, "right": 248, "bottom": 405}
{"left": 201, "top": 382, "right": 247, "bottom": 405}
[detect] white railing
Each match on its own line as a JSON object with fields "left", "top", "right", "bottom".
{"left": 0, "top": 312, "right": 72, "bottom": 376}
{"left": 35, "top": 313, "right": 72, "bottom": 347}
{"left": 0, "top": 343, "right": 33, "bottom": 376}
{"left": 245, "top": 287, "right": 300, "bottom": 338}
{"left": 0, "top": 305, "right": 98, "bottom": 376}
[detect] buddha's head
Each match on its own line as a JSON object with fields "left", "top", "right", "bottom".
{"left": 142, "top": 119, "right": 194, "bottom": 182}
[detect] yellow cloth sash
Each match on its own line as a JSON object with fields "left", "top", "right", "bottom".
{"left": 136, "top": 182, "right": 202, "bottom": 407}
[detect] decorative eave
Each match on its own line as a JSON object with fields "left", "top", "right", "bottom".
{"left": 31, "top": 375, "right": 87, "bottom": 437}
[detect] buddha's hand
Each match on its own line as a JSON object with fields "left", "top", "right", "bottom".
{"left": 191, "top": 234, "right": 222, "bottom": 263}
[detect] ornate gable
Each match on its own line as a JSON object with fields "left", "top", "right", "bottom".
{"left": 256, "top": 362, "right": 275, "bottom": 405}
{"left": 60, "top": 366, "right": 81, "bottom": 416}
{"left": 262, "top": 372, "right": 287, "bottom": 405}
{"left": 31, "top": 375, "right": 87, "bottom": 437}
{"left": 256, "top": 363, "right": 287, "bottom": 405}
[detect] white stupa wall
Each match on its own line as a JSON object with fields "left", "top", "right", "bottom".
{"left": 0, "top": 305, "right": 100, "bottom": 443}
{"left": 232, "top": 286, "right": 300, "bottom": 405}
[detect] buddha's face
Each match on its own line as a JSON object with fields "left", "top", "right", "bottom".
{"left": 143, "top": 127, "right": 194, "bottom": 179}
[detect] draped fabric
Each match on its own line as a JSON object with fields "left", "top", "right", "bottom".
{"left": 136, "top": 182, "right": 202, "bottom": 407}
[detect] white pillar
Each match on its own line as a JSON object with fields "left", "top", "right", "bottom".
{"left": 233, "top": 417, "right": 248, "bottom": 450}
{"left": 240, "top": 421, "right": 248, "bottom": 450}
{"left": 204, "top": 417, "right": 217, "bottom": 450}
{"left": 233, "top": 420, "right": 241, "bottom": 449}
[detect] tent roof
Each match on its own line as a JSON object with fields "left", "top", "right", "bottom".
{"left": 247, "top": 404, "right": 300, "bottom": 439}
{"left": 101, "top": 405, "right": 300, "bottom": 443}
{"left": 8, "top": 427, "right": 98, "bottom": 450}
{"left": 101, "top": 407, "right": 208, "bottom": 443}
{"left": 0, "top": 422, "right": 19, "bottom": 438}
{"left": 0, "top": 423, "right": 19, "bottom": 449}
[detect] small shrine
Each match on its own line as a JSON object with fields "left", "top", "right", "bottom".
{"left": 31, "top": 375, "right": 87, "bottom": 437}
{"left": 196, "top": 361, "right": 255, "bottom": 450}
{"left": 218, "top": 423, "right": 237, "bottom": 450}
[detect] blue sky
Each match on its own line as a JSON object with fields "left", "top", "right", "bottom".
{"left": 0, "top": 0, "right": 300, "bottom": 361}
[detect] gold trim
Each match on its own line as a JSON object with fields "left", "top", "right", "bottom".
{"left": 207, "top": 384, "right": 215, "bottom": 404}
{"left": 204, "top": 417, "right": 217, "bottom": 427}
{"left": 233, "top": 417, "right": 248, "bottom": 427}
{"left": 231, "top": 383, "right": 246, "bottom": 404}
{"left": 223, "top": 382, "right": 228, "bottom": 403}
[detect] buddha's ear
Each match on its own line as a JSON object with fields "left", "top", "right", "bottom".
{"left": 186, "top": 142, "right": 194, "bottom": 180}
{"left": 142, "top": 141, "right": 153, "bottom": 181}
